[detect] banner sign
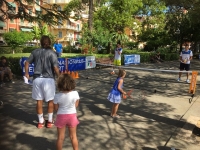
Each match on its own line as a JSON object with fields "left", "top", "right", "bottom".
{"left": 58, "top": 58, "right": 66, "bottom": 72}
{"left": 189, "top": 71, "right": 198, "bottom": 94}
{"left": 66, "top": 57, "right": 86, "bottom": 71}
{"left": 20, "top": 57, "right": 34, "bottom": 75}
{"left": 85, "top": 56, "right": 96, "bottom": 69}
{"left": 124, "top": 54, "right": 140, "bottom": 65}
{"left": 20, "top": 57, "right": 66, "bottom": 75}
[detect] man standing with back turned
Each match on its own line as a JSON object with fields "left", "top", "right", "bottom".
{"left": 25, "top": 35, "right": 60, "bottom": 128}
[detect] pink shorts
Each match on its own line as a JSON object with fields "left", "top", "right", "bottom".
{"left": 55, "top": 113, "right": 79, "bottom": 128}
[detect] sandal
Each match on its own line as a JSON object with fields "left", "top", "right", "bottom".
{"left": 110, "top": 71, "right": 115, "bottom": 75}
{"left": 47, "top": 121, "right": 54, "bottom": 128}
{"left": 111, "top": 114, "right": 120, "bottom": 118}
{"left": 37, "top": 121, "right": 45, "bottom": 129}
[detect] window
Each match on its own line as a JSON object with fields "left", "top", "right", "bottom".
{"left": 58, "top": 31, "right": 62, "bottom": 38}
{"left": 36, "top": 10, "right": 42, "bottom": 15}
{"left": 58, "top": 6, "right": 62, "bottom": 11}
{"left": 58, "top": 19, "right": 62, "bottom": 25}
{"left": 36, "top": 0, "right": 40, "bottom": 4}
{"left": 29, "top": 9, "right": 32, "bottom": 15}
{"left": 10, "top": 19, "right": 14, "bottom": 23}
{"left": 0, "top": 27, "right": 3, "bottom": 30}
{"left": 77, "top": 24, "right": 80, "bottom": 31}
{"left": 20, "top": 19, "right": 24, "bottom": 23}
{"left": 9, "top": 28, "right": 15, "bottom": 32}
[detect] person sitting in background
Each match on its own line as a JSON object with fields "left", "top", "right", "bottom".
{"left": 155, "top": 52, "right": 164, "bottom": 62}
{"left": 0, "top": 56, "right": 14, "bottom": 85}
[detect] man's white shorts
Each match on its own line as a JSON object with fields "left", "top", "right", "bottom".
{"left": 32, "top": 78, "right": 55, "bottom": 102}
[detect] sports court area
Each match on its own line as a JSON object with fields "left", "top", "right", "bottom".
{"left": 0, "top": 59, "right": 200, "bottom": 150}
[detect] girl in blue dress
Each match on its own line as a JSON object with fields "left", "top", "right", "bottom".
{"left": 107, "top": 69, "right": 126, "bottom": 118}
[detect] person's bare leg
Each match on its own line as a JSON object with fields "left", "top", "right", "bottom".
{"left": 187, "top": 72, "right": 189, "bottom": 80}
{"left": 111, "top": 103, "right": 119, "bottom": 116}
{"left": 8, "top": 70, "right": 13, "bottom": 80}
{"left": 56, "top": 126, "right": 66, "bottom": 150}
{"left": 37, "top": 100, "right": 43, "bottom": 114}
{"left": 178, "top": 71, "right": 182, "bottom": 78}
{"left": 47, "top": 100, "right": 54, "bottom": 123}
{"left": 68, "top": 127, "right": 78, "bottom": 150}
{"left": 0, "top": 71, "right": 4, "bottom": 81}
{"left": 48, "top": 100, "right": 54, "bottom": 113}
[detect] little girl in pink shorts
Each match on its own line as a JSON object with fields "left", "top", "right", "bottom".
{"left": 54, "top": 74, "right": 80, "bottom": 150}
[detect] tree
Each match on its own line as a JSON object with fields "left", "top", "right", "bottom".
{"left": 163, "top": 0, "right": 200, "bottom": 53}
{"left": 3, "top": 31, "right": 33, "bottom": 53}
{"left": 137, "top": 0, "right": 167, "bottom": 50}
{"left": 0, "top": 0, "right": 82, "bottom": 25}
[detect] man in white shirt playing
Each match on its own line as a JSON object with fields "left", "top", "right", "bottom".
{"left": 177, "top": 43, "right": 193, "bottom": 83}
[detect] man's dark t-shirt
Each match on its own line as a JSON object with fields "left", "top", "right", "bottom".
{"left": 26, "top": 48, "right": 58, "bottom": 79}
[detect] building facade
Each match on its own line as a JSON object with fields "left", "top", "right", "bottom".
{"left": 0, "top": 0, "right": 88, "bottom": 46}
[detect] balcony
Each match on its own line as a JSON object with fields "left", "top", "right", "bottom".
{"left": 54, "top": 25, "right": 81, "bottom": 31}
{"left": 42, "top": 0, "right": 71, "bottom": 4}
{"left": 62, "top": 36, "right": 73, "bottom": 41}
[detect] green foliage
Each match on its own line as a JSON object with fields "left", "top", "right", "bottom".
{"left": 22, "top": 47, "right": 38, "bottom": 53}
{"left": 3, "top": 31, "right": 33, "bottom": 53}
{"left": 6, "top": 57, "right": 22, "bottom": 76}
{"left": 63, "top": 46, "right": 81, "bottom": 53}
{"left": 0, "top": 0, "right": 82, "bottom": 26}
{"left": 0, "top": 46, "right": 24, "bottom": 54}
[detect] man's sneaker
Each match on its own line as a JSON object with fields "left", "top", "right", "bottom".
{"left": 47, "top": 121, "right": 54, "bottom": 128}
{"left": 37, "top": 122, "right": 45, "bottom": 129}
{"left": 8, "top": 80, "right": 15, "bottom": 83}
{"left": 177, "top": 78, "right": 181, "bottom": 82}
{"left": 186, "top": 79, "right": 190, "bottom": 83}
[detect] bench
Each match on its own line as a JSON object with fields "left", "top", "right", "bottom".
{"left": 96, "top": 57, "right": 113, "bottom": 69}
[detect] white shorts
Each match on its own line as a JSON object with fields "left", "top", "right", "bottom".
{"left": 32, "top": 78, "right": 55, "bottom": 102}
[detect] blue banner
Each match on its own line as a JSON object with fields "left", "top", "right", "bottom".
{"left": 66, "top": 57, "right": 86, "bottom": 71}
{"left": 20, "top": 57, "right": 34, "bottom": 75}
{"left": 57, "top": 58, "right": 66, "bottom": 72}
{"left": 124, "top": 55, "right": 140, "bottom": 65}
{"left": 20, "top": 57, "right": 66, "bottom": 75}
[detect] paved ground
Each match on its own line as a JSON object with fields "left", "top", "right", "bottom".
{"left": 1, "top": 59, "right": 200, "bottom": 150}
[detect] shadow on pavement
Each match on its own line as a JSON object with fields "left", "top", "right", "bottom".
{"left": 16, "top": 133, "right": 55, "bottom": 150}
{"left": 0, "top": 104, "right": 37, "bottom": 126}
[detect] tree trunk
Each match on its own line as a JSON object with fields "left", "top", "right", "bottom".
{"left": 88, "top": 0, "right": 93, "bottom": 31}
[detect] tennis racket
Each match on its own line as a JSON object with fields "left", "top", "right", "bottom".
{"left": 122, "top": 89, "right": 134, "bottom": 100}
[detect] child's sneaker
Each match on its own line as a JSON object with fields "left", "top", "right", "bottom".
{"left": 110, "top": 71, "right": 115, "bottom": 75}
{"left": 177, "top": 78, "right": 181, "bottom": 82}
{"left": 47, "top": 121, "right": 54, "bottom": 128}
{"left": 37, "top": 122, "right": 45, "bottom": 129}
{"left": 186, "top": 79, "right": 190, "bottom": 83}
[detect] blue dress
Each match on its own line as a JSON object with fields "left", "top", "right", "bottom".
{"left": 107, "top": 77, "right": 123, "bottom": 103}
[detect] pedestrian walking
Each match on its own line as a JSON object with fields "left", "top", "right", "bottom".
{"left": 108, "top": 69, "right": 126, "bottom": 118}
{"left": 54, "top": 74, "right": 80, "bottom": 150}
{"left": 25, "top": 35, "right": 60, "bottom": 128}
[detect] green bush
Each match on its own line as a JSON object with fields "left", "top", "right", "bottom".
{"left": 63, "top": 46, "right": 82, "bottom": 53}
{"left": 6, "top": 57, "right": 22, "bottom": 76}
{"left": 0, "top": 46, "right": 24, "bottom": 54}
{"left": 22, "top": 47, "right": 38, "bottom": 53}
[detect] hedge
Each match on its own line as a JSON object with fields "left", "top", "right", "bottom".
{"left": 1, "top": 51, "right": 179, "bottom": 76}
